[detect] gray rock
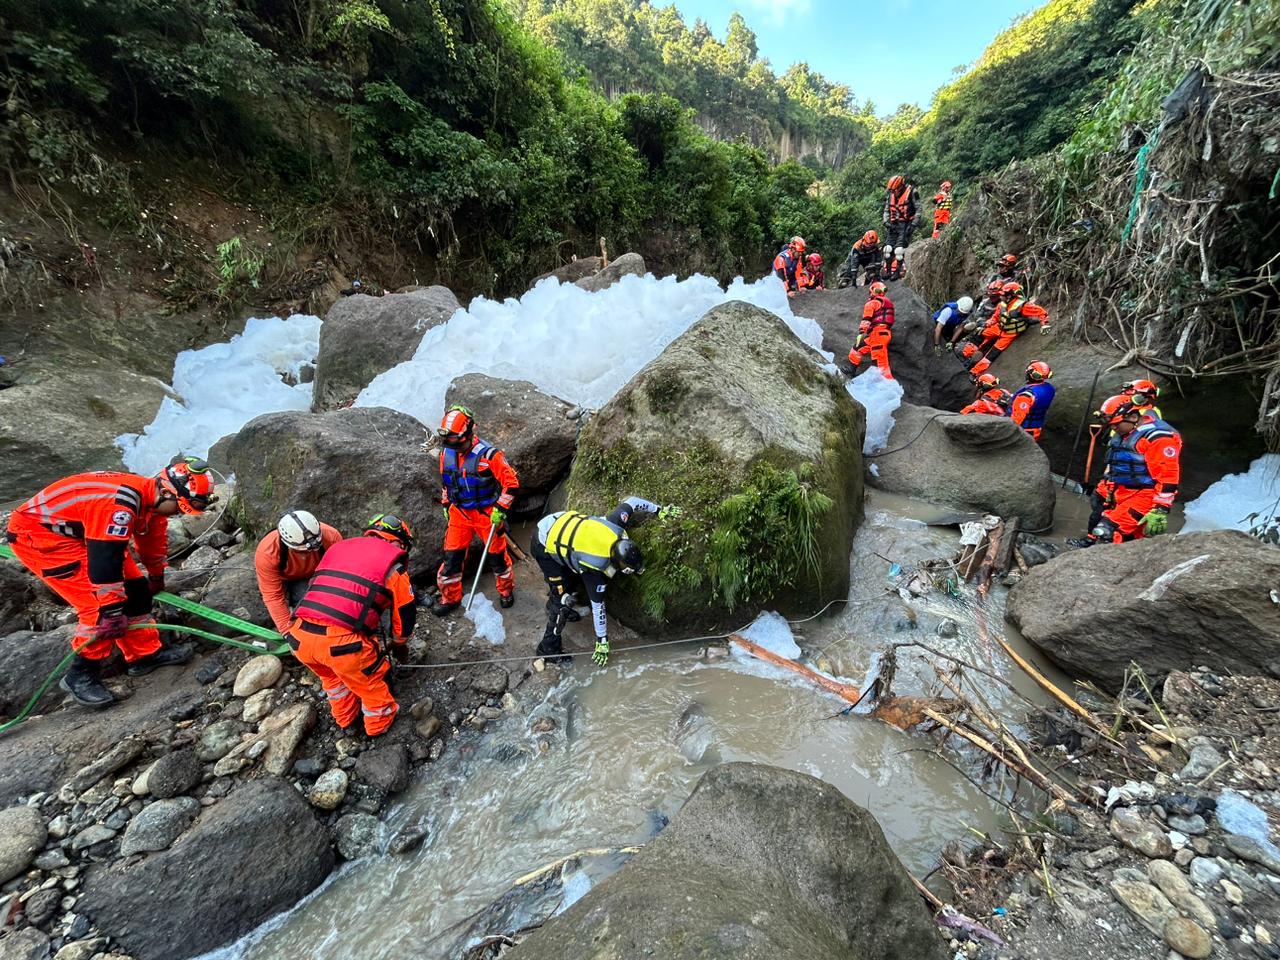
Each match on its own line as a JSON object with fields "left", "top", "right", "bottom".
{"left": 24, "top": 887, "right": 62, "bottom": 927}
{"left": 70, "top": 824, "right": 117, "bottom": 851}
{"left": 470, "top": 667, "right": 510, "bottom": 697}
{"left": 307, "top": 770, "right": 348, "bottom": 811}
{"left": 1188, "top": 857, "right": 1223, "bottom": 887}
{"left": 573, "top": 252, "right": 646, "bottom": 293}
{"left": 51, "top": 939, "right": 105, "bottom": 960}
{"left": 1178, "top": 744, "right": 1224, "bottom": 782}
{"left": 241, "top": 689, "right": 276, "bottom": 724}
{"left": 0, "top": 628, "right": 73, "bottom": 719}
{"left": 1224, "top": 833, "right": 1280, "bottom": 875}
{"left": 181, "top": 545, "right": 221, "bottom": 572}
{"left": 1006, "top": 531, "right": 1280, "bottom": 692}
{"left": 532, "top": 256, "right": 602, "bottom": 288}
{"left": 194, "top": 554, "right": 272, "bottom": 634}
{"left": 0, "top": 926, "right": 50, "bottom": 960}
{"left": 1147, "top": 859, "right": 1216, "bottom": 929}
{"left": 59, "top": 739, "right": 144, "bottom": 802}
{"left": 231, "top": 656, "right": 282, "bottom": 699}
{"left": 0, "top": 563, "right": 38, "bottom": 635}
{"left": 388, "top": 823, "right": 427, "bottom": 855}
{"left": 506, "top": 763, "right": 948, "bottom": 960}
{"left": 1167, "top": 814, "right": 1207, "bottom": 836}
{"left": 1109, "top": 876, "right": 1179, "bottom": 937}
{"left": 0, "top": 805, "right": 47, "bottom": 883}
{"left": 1110, "top": 807, "right": 1174, "bottom": 859}
{"left": 867, "top": 403, "right": 1054, "bottom": 529}
{"left": 33, "top": 849, "right": 69, "bottom": 871}
{"left": 119, "top": 797, "right": 200, "bottom": 856}
{"left": 566, "top": 301, "right": 865, "bottom": 630}
{"left": 1163, "top": 917, "right": 1211, "bottom": 959}
{"left": 77, "top": 778, "right": 334, "bottom": 960}
{"left": 312, "top": 286, "right": 459, "bottom": 410}
{"left": 352, "top": 745, "right": 409, "bottom": 796}
{"left": 334, "top": 813, "right": 383, "bottom": 861}
{"left": 215, "top": 703, "right": 317, "bottom": 777}
{"left": 196, "top": 720, "right": 248, "bottom": 762}
{"left": 146, "top": 750, "right": 201, "bottom": 801}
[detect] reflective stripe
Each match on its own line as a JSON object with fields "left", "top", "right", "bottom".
{"left": 323, "top": 683, "right": 354, "bottom": 702}
{"left": 329, "top": 641, "right": 365, "bottom": 656}
{"left": 362, "top": 704, "right": 396, "bottom": 717}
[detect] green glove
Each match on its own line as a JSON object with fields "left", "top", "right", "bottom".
{"left": 1141, "top": 507, "right": 1169, "bottom": 536}
{"left": 854, "top": 334, "right": 866, "bottom": 350}
{"left": 490, "top": 506, "right": 506, "bottom": 527}
{"left": 658, "top": 504, "right": 683, "bottom": 521}
{"left": 933, "top": 344, "right": 943, "bottom": 356}
{"left": 441, "top": 504, "right": 450, "bottom": 523}
{"left": 592, "top": 638, "right": 610, "bottom": 667}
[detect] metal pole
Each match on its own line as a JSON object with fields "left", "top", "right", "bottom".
{"left": 1062, "top": 367, "right": 1102, "bottom": 489}
{"left": 465, "top": 522, "right": 499, "bottom": 612}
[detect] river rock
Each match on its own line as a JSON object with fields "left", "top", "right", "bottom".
{"left": 146, "top": 749, "right": 201, "bottom": 800}
{"left": 573, "top": 252, "right": 646, "bottom": 293}
{"left": 196, "top": 720, "right": 248, "bottom": 762}
{"left": 0, "top": 627, "right": 75, "bottom": 718}
{"left": 312, "top": 286, "right": 459, "bottom": 410}
{"left": 566, "top": 301, "right": 864, "bottom": 630}
{"left": 232, "top": 656, "right": 282, "bottom": 698}
{"left": 77, "top": 778, "right": 333, "bottom": 960}
{"left": 307, "top": 769, "right": 348, "bottom": 811}
{"left": 1148, "top": 859, "right": 1216, "bottom": 929}
{"left": 1224, "top": 833, "right": 1280, "bottom": 875}
{"left": 52, "top": 939, "right": 105, "bottom": 960}
{"left": 1006, "top": 530, "right": 1280, "bottom": 692}
{"left": 1168, "top": 814, "right": 1207, "bottom": 836}
{"left": 866, "top": 402, "right": 1055, "bottom": 529}
{"left": 470, "top": 667, "right": 510, "bottom": 697}
{"left": 353, "top": 745, "right": 409, "bottom": 796}
{"left": 0, "top": 563, "right": 37, "bottom": 635}
{"left": 0, "top": 927, "right": 51, "bottom": 960}
{"left": 1178, "top": 744, "right": 1224, "bottom": 782}
{"left": 1189, "top": 857, "right": 1224, "bottom": 887}
{"left": 118, "top": 797, "right": 200, "bottom": 856}
{"left": 59, "top": 739, "right": 145, "bottom": 802}
{"left": 215, "top": 703, "right": 316, "bottom": 777}
{"left": 70, "top": 824, "right": 117, "bottom": 851}
{"left": 1164, "top": 917, "right": 1212, "bottom": 958}
{"left": 1109, "top": 875, "right": 1180, "bottom": 937}
{"left": 444, "top": 374, "right": 578, "bottom": 516}
{"left": 241, "top": 688, "right": 276, "bottom": 724}
{"left": 1110, "top": 807, "right": 1173, "bottom": 859}
{"left": 334, "top": 813, "right": 383, "bottom": 861}
{"left": 24, "top": 887, "right": 62, "bottom": 927}
{"left": 506, "top": 762, "right": 948, "bottom": 960}
{"left": 225, "top": 406, "right": 440, "bottom": 576}
{"left": 532, "top": 256, "right": 602, "bottom": 287}
{"left": 0, "top": 805, "right": 47, "bottom": 883}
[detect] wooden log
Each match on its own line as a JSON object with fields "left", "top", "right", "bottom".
{"left": 994, "top": 517, "right": 1020, "bottom": 574}
{"left": 728, "top": 635, "right": 863, "bottom": 703}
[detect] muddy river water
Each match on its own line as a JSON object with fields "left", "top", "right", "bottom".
{"left": 207, "top": 490, "right": 1085, "bottom": 960}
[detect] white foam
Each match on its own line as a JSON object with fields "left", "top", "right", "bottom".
{"left": 465, "top": 594, "right": 507, "bottom": 646}
{"left": 733, "top": 610, "right": 801, "bottom": 661}
{"left": 846, "top": 368, "right": 904, "bottom": 454}
{"left": 117, "top": 314, "right": 322, "bottom": 474}
{"left": 1181, "top": 454, "right": 1280, "bottom": 533}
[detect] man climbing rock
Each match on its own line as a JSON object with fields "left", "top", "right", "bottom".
{"left": 432, "top": 404, "right": 519, "bottom": 616}
{"left": 883, "top": 175, "right": 919, "bottom": 250}
{"left": 254, "top": 510, "right": 342, "bottom": 634}
{"left": 932, "top": 296, "right": 974, "bottom": 353}
{"left": 839, "top": 230, "right": 882, "bottom": 288}
{"left": 932, "top": 180, "right": 953, "bottom": 238}
{"left": 287, "top": 514, "right": 416, "bottom": 736}
{"left": 849, "top": 281, "right": 896, "bottom": 379}
{"left": 961, "top": 387, "right": 1012, "bottom": 416}
{"left": 800, "top": 253, "right": 825, "bottom": 290}
{"left": 531, "top": 497, "right": 669, "bottom": 665}
{"left": 1009, "top": 361, "right": 1056, "bottom": 441}
{"left": 5, "top": 459, "right": 212, "bottom": 706}
{"left": 772, "top": 236, "right": 806, "bottom": 297}
{"left": 964, "top": 281, "right": 1050, "bottom": 377}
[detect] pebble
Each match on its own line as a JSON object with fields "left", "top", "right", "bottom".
{"left": 471, "top": 667, "right": 509, "bottom": 697}
{"left": 1110, "top": 807, "right": 1174, "bottom": 859}
{"left": 428, "top": 739, "right": 444, "bottom": 762}
{"left": 119, "top": 797, "right": 200, "bottom": 856}
{"left": 1259, "top": 925, "right": 1273, "bottom": 946}
{"left": 307, "top": 770, "right": 349, "bottom": 811}
{"left": 46, "top": 815, "right": 71, "bottom": 841}
{"left": 69, "top": 824, "right": 116, "bottom": 852}
{"left": 1163, "top": 917, "right": 1211, "bottom": 959}
{"left": 530, "top": 717, "right": 556, "bottom": 734}
{"left": 410, "top": 697, "right": 435, "bottom": 720}
{"left": 1174, "top": 847, "right": 1195, "bottom": 867}
{"left": 102, "top": 809, "right": 131, "bottom": 831}
{"left": 936, "top": 618, "right": 959, "bottom": 639}
{"left": 33, "top": 850, "right": 70, "bottom": 871}
{"left": 1178, "top": 744, "right": 1225, "bottom": 782}
{"left": 194, "top": 662, "right": 223, "bottom": 685}
{"left": 1221, "top": 878, "right": 1245, "bottom": 904}
{"left": 1188, "top": 857, "right": 1223, "bottom": 886}
{"left": 416, "top": 716, "right": 443, "bottom": 741}
{"left": 293, "top": 758, "right": 324, "bottom": 778}
{"left": 1168, "top": 814, "right": 1207, "bottom": 836}
{"left": 388, "top": 824, "right": 428, "bottom": 855}
{"left": 241, "top": 689, "right": 277, "bottom": 724}
{"left": 232, "top": 655, "right": 283, "bottom": 698}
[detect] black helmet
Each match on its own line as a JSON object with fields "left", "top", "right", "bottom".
{"left": 610, "top": 537, "right": 645, "bottom": 575}
{"left": 365, "top": 513, "right": 414, "bottom": 551}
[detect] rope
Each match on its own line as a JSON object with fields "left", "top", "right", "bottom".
{"left": 865, "top": 412, "right": 946, "bottom": 458}
{"left": 1120, "top": 134, "right": 1159, "bottom": 247}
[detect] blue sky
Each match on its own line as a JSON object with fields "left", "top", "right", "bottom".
{"left": 670, "top": 0, "right": 1043, "bottom": 113}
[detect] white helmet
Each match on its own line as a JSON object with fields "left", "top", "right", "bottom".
{"left": 278, "top": 510, "right": 323, "bottom": 551}
{"left": 883, "top": 244, "right": 894, "bottom": 257}
{"left": 957, "top": 296, "right": 974, "bottom": 313}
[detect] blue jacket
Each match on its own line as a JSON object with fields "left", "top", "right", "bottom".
{"left": 1010, "top": 382, "right": 1055, "bottom": 430}
{"left": 1105, "top": 419, "right": 1178, "bottom": 488}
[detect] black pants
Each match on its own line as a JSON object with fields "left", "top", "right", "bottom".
{"left": 530, "top": 536, "right": 579, "bottom": 653}
{"left": 887, "top": 220, "right": 913, "bottom": 249}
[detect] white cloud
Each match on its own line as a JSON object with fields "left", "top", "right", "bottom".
{"left": 741, "top": 0, "right": 813, "bottom": 26}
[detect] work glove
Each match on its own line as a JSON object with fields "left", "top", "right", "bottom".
{"left": 1040, "top": 324, "right": 1052, "bottom": 336}
{"left": 148, "top": 572, "right": 165, "bottom": 596}
{"left": 441, "top": 504, "right": 450, "bottom": 524}
{"left": 490, "top": 507, "right": 506, "bottom": 527}
{"left": 389, "top": 641, "right": 410, "bottom": 663}
{"left": 933, "top": 344, "right": 943, "bottom": 356}
{"left": 592, "top": 637, "right": 610, "bottom": 667}
{"left": 96, "top": 609, "right": 130, "bottom": 642}
{"left": 945, "top": 342, "right": 955, "bottom": 352}
{"left": 658, "top": 504, "right": 683, "bottom": 521}
{"left": 1141, "top": 508, "right": 1169, "bottom": 536}
{"left": 854, "top": 334, "right": 866, "bottom": 350}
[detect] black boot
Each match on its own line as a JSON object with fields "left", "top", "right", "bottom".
{"left": 126, "top": 643, "right": 194, "bottom": 677}
{"left": 59, "top": 656, "right": 115, "bottom": 708}
{"left": 1064, "top": 537, "right": 1096, "bottom": 549}
{"left": 432, "top": 600, "right": 459, "bottom": 617}
{"left": 535, "top": 634, "right": 569, "bottom": 664}
{"left": 499, "top": 593, "right": 515, "bottom": 609}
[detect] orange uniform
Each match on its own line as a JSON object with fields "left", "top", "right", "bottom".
{"left": 287, "top": 535, "right": 415, "bottom": 736}
{"left": 1098, "top": 419, "right": 1181, "bottom": 541}
{"left": 849, "top": 292, "right": 896, "bottom": 378}
{"left": 437, "top": 439, "right": 519, "bottom": 606}
{"left": 966, "top": 296, "right": 1050, "bottom": 377}
{"left": 932, "top": 189, "right": 952, "bottom": 237}
{"left": 6, "top": 472, "right": 167, "bottom": 662}
{"left": 253, "top": 524, "right": 343, "bottom": 634}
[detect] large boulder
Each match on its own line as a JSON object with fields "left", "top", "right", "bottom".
{"left": 531, "top": 256, "right": 603, "bottom": 288}
{"left": 1006, "top": 530, "right": 1280, "bottom": 692}
{"left": 567, "top": 301, "right": 864, "bottom": 630}
{"left": 0, "top": 562, "right": 38, "bottom": 636}
{"left": 791, "top": 282, "right": 972, "bottom": 411}
{"left": 193, "top": 553, "right": 272, "bottom": 632}
{"left": 444, "top": 374, "right": 579, "bottom": 517}
{"left": 78, "top": 777, "right": 334, "bottom": 960}
{"left": 574, "top": 252, "right": 646, "bottom": 293}
{"left": 508, "top": 763, "right": 947, "bottom": 960}
{"left": 311, "top": 286, "right": 460, "bottom": 411}
{"left": 868, "top": 402, "right": 1055, "bottom": 530}
{"left": 0, "top": 627, "right": 74, "bottom": 719}
{"left": 225, "top": 406, "right": 441, "bottom": 576}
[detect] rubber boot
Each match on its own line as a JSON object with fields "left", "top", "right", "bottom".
{"left": 59, "top": 656, "right": 115, "bottom": 708}
{"left": 499, "top": 593, "right": 515, "bottom": 609}
{"left": 1064, "top": 537, "right": 1096, "bottom": 549}
{"left": 432, "top": 600, "right": 459, "bottom": 617}
{"left": 126, "top": 643, "right": 194, "bottom": 677}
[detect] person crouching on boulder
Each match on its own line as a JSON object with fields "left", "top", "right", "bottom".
{"left": 773, "top": 236, "right": 805, "bottom": 298}
{"left": 932, "top": 296, "right": 974, "bottom": 353}
{"left": 532, "top": 497, "right": 674, "bottom": 665}
{"left": 5, "top": 459, "right": 212, "bottom": 707}
{"left": 961, "top": 388, "right": 1012, "bottom": 416}
{"left": 849, "top": 281, "right": 895, "bottom": 379}
{"left": 965, "top": 281, "right": 1050, "bottom": 378}
{"left": 432, "top": 404, "right": 518, "bottom": 616}
{"left": 255, "top": 510, "right": 342, "bottom": 635}
{"left": 287, "top": 515, "right": 416, "bottom": 736}
{"left": 1009, "top": 361, "right": 1055, "bottom": 442}
{"left": 801, "top": 253, "right": 825, "bottom": 290}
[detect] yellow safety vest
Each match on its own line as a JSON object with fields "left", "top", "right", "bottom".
{"left": 546, "top": 511, "right": 625, "bottom": 576}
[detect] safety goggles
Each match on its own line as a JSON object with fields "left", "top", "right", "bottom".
{"left": 436, "top": 428, "right": 468, "bottom": 442}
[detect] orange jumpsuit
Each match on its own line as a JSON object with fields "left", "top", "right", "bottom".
{"left": 438, "top": 439, "right": 519, "bottom": 605}
{"left": 932, "top": 191, "right": 952, "bottom": 237}
{"left": 966, "top": 297, "right": 1049, "bottom": 376}
{"left": 1099, "top": 420, "right": 1181, "bottom": 542}
{"left": 849, "top": 293, "right": 895, "bottom": 378}
{"left": 6, "top": 472, "right": 167, "bottom": 661}
{"left": 253, "top": 524, "right": 343, "bottom": 634}
{"left": 960, "top": 398, "right": 1005, "bottom": 416}
{"left": 287, "top": 537, "right": 415, "bottom": 736}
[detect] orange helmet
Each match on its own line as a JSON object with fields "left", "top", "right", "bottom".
{"left": 438, "top": 404, "right": 474, "bottom": 449}
{"left": 1123, "top": 378, "right": 1159, "bottom": 400}
{"left": 941, "top": 180, "right": 952, "bottom": 190}
{"left": 999, "top": 253, "right": 1018, "bottom": 268}
{"left": 862, "top": 229, "right": 878, "bottom": 246}
{"left": 1000, "top": 281, "right": 1023, "bottom": 298}
{"left": 790, "top": 236, "right": 807, "bottom": 253}
{"left": 157, "top": 457, "right": 216, "bottom": 515}
{"left": 807, "top": 253, "right": 823, "bottom": 267}
{"left": 985, "top": 280, "right": 1004, "bottom": 298}
{"left": 364, "top": 513, "right": 414, "bottom": 550}
{"left": 1096, "top": 395, "right": 1138, "bottom": 425}
{"left": 869, "top": 281, "right": 887, "bottom": 296}
{"left": 1026, "top": 361, "right": 1052, "bottom": 383}
{"left": 976, "top": 373, "right": 1000, "bottom": 390}
{"left": 886, "top": 175, "right": 905, "bottom": 191}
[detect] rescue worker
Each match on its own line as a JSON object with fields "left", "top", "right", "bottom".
{"left": 1122, "top": 378, "right": 1163, "bottom": 418}
{"left": 849, "top": 281, "right": 895, "bottom": 379}
{"left": 287, "top": 514, "right": 415, "bottom": 736}
{"left": 883, "top": 175, "right": 919, "bottom": 250}
{"left": 432, "top": 404, "right": 519, "bottom": 616}
{"left": 773, "top": 236, "right": 806, "bottom": 297}
{"left": 932, "top": 296, "right": 975, "bottom": 352}
{"left": 532, "top": 497, "right": 667, "bottom": 664}
{"left": 6, "top": 458, "right": 213, "bottom": 707}
{"left": 970, "top": 372, "right": 1000, "bottom": 402}
{"left": 1079, "top": 394, "right": 1162, "bottom": 541}
{"left": 1070, "top": 401, "right": 1181, "bottom": 546}
{"left": 972, "top": 280, "right": 1005, "bottom": 329}
{"left": 840, "top": 230, "right": 881, "bottom": 288}
{"left": 1009, "top": 361, "right": 1055, "bottom": 441}
{"left": 801, "top": 253, "right": 825, "bottom": 290}
{"left": 254, "top": 510, "right": 342, "bottom": 635}
{"left": 932, "top": 180, "right": 953, "bottom": 238}
{"left": 965, "top": 281, "right": 1051, "bottom": 377}
{"left": 961, "top": 388, "right": 1012, "bottom": 416}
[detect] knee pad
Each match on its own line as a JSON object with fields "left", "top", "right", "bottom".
{"left": 442, "top": 549, "right": 466, "bottom": 576}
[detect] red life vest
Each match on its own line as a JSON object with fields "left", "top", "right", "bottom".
{"left": 865, "top": 295, "right": 895, "bottom": 327}
{"left": 294, "top": 536, "right": 406, "bottom": 634}
{"left": 887, "top": 185, "right": 914, "bottom": 222}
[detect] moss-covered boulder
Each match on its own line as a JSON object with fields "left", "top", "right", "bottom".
{"left": 567, "top": 301, "right": 865, "bottom": 631}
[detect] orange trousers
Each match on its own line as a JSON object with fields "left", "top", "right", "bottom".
{"left": 968, "top": 330, "right": 1020, "bottom": 376}
{"left": 1102, "top": 487, "right": 1158, "bottom": 542}
{"left": 849, "top": 325, "right": 894, "bottom": 378}
{"left": 287, "top": 620, "right": 397, "bottom": 735}
{"left": 7, "top": 530, "right": 160, "bottom": 661}
{"left": 438, "top": 505, "right": 513, "bottom": 605}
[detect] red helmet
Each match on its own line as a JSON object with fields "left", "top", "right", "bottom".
{"left": 1097, "top": 395, "right": 1139, "bottom": 425}
{"left": 1123, "top": 378, "right": 1159, "bottom": 400}
{"left": 1026, "top": 361, "right": 1052, "bottom": 383}
{"left": 438, "top": 404, "right": 474, "bottom": 449}
{"left": 157, "top": 457, "right": 216, "bottom": 515}
{"left": 999, "top": 253, "right": 1018, "bottom": 268}
{"left": 364, "top": 513, "right": 414, "bottom": 550}
{"left": 886, "top": 175, "right": 905, "bottom": 191}
{"left": 790, "top": 236, "right": 807, "bottom": 253}
{"left": 976, "top": 373, "right": 1000, "bottom": 390}
{"left": 1001, "top": 280, "right": 1023, "bottom": 298}
{"left": 941, "top": 180, "right": 952, "bottom": 190}
{"left": 807, "top": 253, "right": 823, "bottom": 267}
{"left": 869, "top": 281, "right": 887, "bottom": 297}
{"left": 862, "top": 229, "right": 878, "bottom": 245}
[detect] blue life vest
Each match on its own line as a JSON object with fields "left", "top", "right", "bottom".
{"left": 932, "top": 301, "right": 966, "bottom": 327}
{"left": 1011, "top": 382, "right": 1055, "bottom": 429}
{"left": 773, "top": 248, "right": 798, "bottom": 282}
{"left": 1105, "top": 419, "right": 1178, "bottom": 489}
{"left": 441, "top": 441, "right": 501, "bottom": 509}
